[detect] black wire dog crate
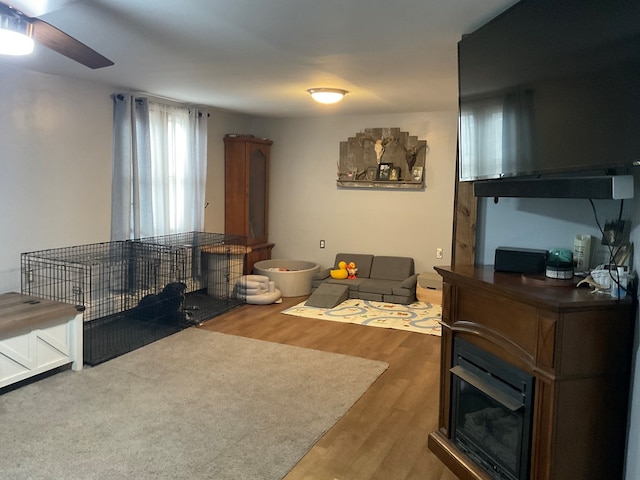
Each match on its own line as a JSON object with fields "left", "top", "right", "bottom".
{"left": 21, "top": 232, "right": 248, "bottom": 365}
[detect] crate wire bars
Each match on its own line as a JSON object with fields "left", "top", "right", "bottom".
{"left": 21, "top": 232, "right": 248, "bottom": 365}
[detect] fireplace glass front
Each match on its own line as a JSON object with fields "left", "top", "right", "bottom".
{"left": 451, "top": 339, "right": 534, "bottom": 480}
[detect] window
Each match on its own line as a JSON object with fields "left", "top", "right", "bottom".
{"left": 111, "top": 95, "right": 208, "bottom": 240}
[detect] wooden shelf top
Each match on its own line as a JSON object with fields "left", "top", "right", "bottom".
{"left": 435, "top": 264, "right": 634, "bottom": 311}
{"left": 336, "top": 180, "right": 424, "bottom": 190}
{"left": 0, "top": 292, "right": 78, "bottom": 336}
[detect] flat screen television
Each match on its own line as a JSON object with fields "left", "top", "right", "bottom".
{"left": 458, "top": 0, "right": 640, "bottom": 186}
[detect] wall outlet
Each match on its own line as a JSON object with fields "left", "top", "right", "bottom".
{"left": 436, "top": 247, "right": 444, "bottom": 259}
{"left": 320, "top": 240, "right": 325, "bottom": 249}
{"left": 602, "top": 219, "right": 627, "bottom": 246}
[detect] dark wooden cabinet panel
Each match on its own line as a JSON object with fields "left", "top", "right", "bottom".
{"left": 428, "top": 265, "right": 635, "bottom": 480}
{"left": 224, "top": 135, "right": 274, "bottom": 272}
{"left": 244, "top": 242, "right": 274, "bottom": 274}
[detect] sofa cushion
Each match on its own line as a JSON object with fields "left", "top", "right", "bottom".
{"left": 399, "top": 273, "right": 419, "bottom": 289}
{"left": 385, "top": 294, "right": 415, "bottom": 305}
{"left": 305, "top": 283, "right": 349, "bottom": 308}
{"left": 312, "top": 268, "right": 331, "bottom": 281}
{"left": 322, "top": 277, "right": 368, "bottom": 292}
{"left": 358, "top": 291, "right": 384, "bottom": 302}
{"left": 359, "top": 279, "right": 397, "bottom": 295}
{"left": 392, "top": 285, "right": 414, "bottom": 297}
{"left": 369, "top": 256, "right": 415, "bottom": 281}
{"left": 334, "top": 253, "right": 374, "bottom": 278}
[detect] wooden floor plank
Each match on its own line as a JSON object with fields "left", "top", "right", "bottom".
{"left": 198, "top": 296, "right": 459, "bottom": 480}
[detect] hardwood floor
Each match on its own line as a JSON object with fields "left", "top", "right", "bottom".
{"left": 198, "top": 296, "right": 459, "bottom": 480}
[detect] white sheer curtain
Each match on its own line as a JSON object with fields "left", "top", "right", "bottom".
{"left": 502, "top": 90, "right": 535, "bottom": 175}
{"left": 459, "top": 97, "right": 503, "bottom": 181}
{"left": 459, "top": 91, "right": 535, "bottom": 181}
{"left": 110, "top": 94, "right": 208, "bottom": 240}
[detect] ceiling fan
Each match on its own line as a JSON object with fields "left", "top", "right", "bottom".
{"left": 0, "top": 1, "right": 113, "bottom": 69}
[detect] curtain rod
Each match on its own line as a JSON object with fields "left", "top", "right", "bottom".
{"left": 120, "top": 91, "right": 211, "bottom": 115}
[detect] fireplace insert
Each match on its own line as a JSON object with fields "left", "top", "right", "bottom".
{"left": 450, "top": 338, "right": 535, "bottom": 480}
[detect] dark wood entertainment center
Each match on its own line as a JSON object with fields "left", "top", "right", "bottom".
{"left": 428, "top": 265, "right": 636, "bottom": 480}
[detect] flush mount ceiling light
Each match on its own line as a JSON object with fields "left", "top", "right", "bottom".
{"left": 0, "top": 4, "right": 34, "bottom": 56}
{"left": 307, "top": 88, "right": 348, "bottom": 104}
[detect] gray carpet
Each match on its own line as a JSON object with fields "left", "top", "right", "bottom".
{"left": 0, "top": 328, "right": 388, "bottom": 480}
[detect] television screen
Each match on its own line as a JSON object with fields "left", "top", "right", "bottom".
{"left": 458, "top": 0, "right": 640, "bottom": 182}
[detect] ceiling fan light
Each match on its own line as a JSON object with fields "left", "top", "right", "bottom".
{"left": 0, "top": 7, "right": 34, "bottom": 56}
{"left": 0, "top": 28, "right": 34, "bottom": 55}
{"left": 307, "top": 88, "right": 348, "bottom": 104}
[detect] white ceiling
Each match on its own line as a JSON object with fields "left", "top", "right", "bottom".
{"left": 1, "top": 0, "right": 518, "bottom": 117}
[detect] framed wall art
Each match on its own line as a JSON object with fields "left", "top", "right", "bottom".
{"left": 336, "top": 127, "right": 427, "bottom": 189}
{"left": 377, "top": 163, "right": 392, "bottom": 180}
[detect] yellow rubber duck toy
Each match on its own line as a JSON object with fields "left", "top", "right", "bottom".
{"left": 330, "top": 261, "right": 349, "bottom": 279}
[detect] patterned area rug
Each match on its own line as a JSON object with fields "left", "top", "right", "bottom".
{"left": 282, "top": 299, "right": 442, "bottom": 336}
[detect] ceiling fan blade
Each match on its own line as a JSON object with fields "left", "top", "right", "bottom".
{"left": 30, "top": 17, "right": 113, "bottom": 69}
{"left": 3, "top": 0, "right": 80, "bottom": 18}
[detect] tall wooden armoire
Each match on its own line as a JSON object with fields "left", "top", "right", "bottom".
{"left": 224, "top": 134, "right": 274, "bottom": 273}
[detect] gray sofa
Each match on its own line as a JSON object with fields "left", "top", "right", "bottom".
{"left": 311, "top": 253, "right": 418, "bottom": 304}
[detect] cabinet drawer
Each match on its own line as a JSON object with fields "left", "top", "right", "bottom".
{"left": 456, "top": 286, "right": 538, "bottom": 358}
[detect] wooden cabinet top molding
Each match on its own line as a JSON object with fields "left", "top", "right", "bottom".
{"left": 224, "top": 134, "right": 272, "bottom": 145}
{"left": 435, "top": 264, "right": 633, "bottom": 312}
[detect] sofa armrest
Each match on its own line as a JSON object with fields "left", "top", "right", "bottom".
{"left": 400, "top": 273, "right": 419, "bottom": 289}
{"left": 313, "top": 268, "right": 331, "bottom": 281}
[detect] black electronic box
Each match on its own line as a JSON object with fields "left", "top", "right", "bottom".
{"left": 494, "top": 247, "right": 548, "bottom": 274}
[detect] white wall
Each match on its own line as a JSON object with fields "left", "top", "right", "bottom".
{"left": 623, "top": 173, "right": 640, "bottom": 480}
{"left": 253, "top": 112, "right": 458, "bottom": 275}
{"left": 0, "top": 65, "right": 113, "bottom": 293}
{"left": 477, "top": 196, "right": 632, "bottom": 268}
{"left": 477, "top": 173, "right": 640, "bottom": 480}
{"left": 0, "top": 65, "right": 255, "bottom": 294}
